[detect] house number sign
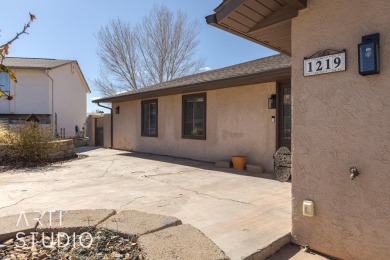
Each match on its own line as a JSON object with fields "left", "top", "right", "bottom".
{"left": 304, "top": 51, "right": 346, "bottom": 76}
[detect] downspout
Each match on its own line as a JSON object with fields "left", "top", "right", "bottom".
{"left": 45, "top": 70, "right": 55, "bottom": 135}
{"left": 97, "top": 102, "right": 113, "bottom": 149}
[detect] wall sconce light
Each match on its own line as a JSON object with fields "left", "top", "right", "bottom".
{"left": 268, "top": 94, "right": 276, "bottom": 109}
{"left": 115, "top": 106, "right": 120, "bottom": 114}
{"left": 358, "top": 33, "right": 380, "bottom": 76}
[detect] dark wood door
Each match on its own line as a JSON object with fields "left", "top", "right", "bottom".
{"left": 277, "top": 82, "right": 291, "bottom": 150}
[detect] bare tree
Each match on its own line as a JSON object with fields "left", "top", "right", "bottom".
{"left": 95, "top": 19, "right": 140, "bottom": 96}
{"left": 94, "top": 4, "right": 204, "bottom": 96}
{"left": 0, "top": 13, "right": 36, "bottom": 100}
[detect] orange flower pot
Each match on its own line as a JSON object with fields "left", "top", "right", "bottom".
{"left": 231, "top": 156, "right": 246, "bottom": 170}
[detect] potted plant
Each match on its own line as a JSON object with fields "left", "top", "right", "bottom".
{"left": 231, "top": 150, "right": 247, "bottom": 170}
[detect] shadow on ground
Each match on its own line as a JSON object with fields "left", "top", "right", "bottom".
{"left": 75, "top": 146, "right": 103, "bottom": 153}
{"left": 116, "top": 151, "right": 279, "bottom": 181}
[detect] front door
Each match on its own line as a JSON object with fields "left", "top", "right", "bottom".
{"left": 277, "top": 82, "right": 291, "bottom": 150}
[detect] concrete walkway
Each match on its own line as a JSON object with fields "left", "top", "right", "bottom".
{"left": 0, "top": 148, "right": 291, "bottom": 260}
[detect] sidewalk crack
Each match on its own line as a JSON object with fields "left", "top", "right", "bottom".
{"left": 0, "top": 191, "right": 46, "bottom": 210}
{"left": 101, "top": 160, "right": 116, "bottom": 177}
{"left": 119, "top": 196, "right": 146, "bottom": 208}
{"left": 145, "top": 175, "right": 252, "bottom": 206}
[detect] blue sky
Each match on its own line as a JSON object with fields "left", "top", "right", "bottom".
{"left": 1, "top": 0, "right": 277, "bottom": 112}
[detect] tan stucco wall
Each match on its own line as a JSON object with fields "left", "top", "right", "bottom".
{"left": 113, "top": 82, "right": 276, "bottom": 171}
{"left": 291, "top": 1, "right": 390, "bottom": 259}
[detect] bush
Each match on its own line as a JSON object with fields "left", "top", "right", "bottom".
{"left": 0, "top": 122, "right": 11, "bottom": 144}
{"left": 2, "top": 122, "right": 58, "bottom": 167}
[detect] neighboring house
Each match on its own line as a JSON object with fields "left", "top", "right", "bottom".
{"left": 0, "top": 58, "right": 90, "bottom": 137}
{"left": 207, "top": 0, "right": 390, "bottom": 259}
{"left": 94, "top": 54, "right": 291, "bottom": 171}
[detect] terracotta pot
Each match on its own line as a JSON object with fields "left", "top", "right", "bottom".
{"left": 231, "top": 156, "right": 246, "bottom": 170}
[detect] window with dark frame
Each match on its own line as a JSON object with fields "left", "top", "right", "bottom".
{"left": 141, "top": 99, "right": 158, "bottom": 137}
{"left": 182, "top": 93, "right": 206, "bottom": 139}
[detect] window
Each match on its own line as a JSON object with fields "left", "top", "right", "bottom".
{"left": 141, "top": 99, "right": 158, "bottom": 137}
{"left": 182, "top": 93, "right": 206, "bottom": 139}
{"left": 0, "top": 72, "right": 10, "bottom": 92}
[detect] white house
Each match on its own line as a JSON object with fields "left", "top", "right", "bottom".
{"left": 0, "top": 58, "right": 90, "bottom": 137}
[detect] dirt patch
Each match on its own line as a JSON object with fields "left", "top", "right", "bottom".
{"left": 0, "top": 154, "right": 89, "bottom": 173}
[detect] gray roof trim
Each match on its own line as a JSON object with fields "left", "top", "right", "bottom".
{"left": 3, "top": 57, "right": 74, "bottom": 69}
{"left": 94, "top": 67, "right": 290, "bottom": 103}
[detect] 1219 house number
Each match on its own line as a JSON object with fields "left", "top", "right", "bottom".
{"left": 304, "top": 52, "right": 346, "bottom": 76}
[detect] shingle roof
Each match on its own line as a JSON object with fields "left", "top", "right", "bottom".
{"left": 3, "top": 57, "right": 73, "bottom": 69}
{"left": 3, "top": 57, "right": 91, "bottom": 93}
{"left": 97, "top": 54, "right": 290, "bottom": 102}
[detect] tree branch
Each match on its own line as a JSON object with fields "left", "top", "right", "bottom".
{"left": 94, "top": 4, "right": 204, "bottom": 95}
{"left": 0, "top": 13, "right": 36, "bottom": 64}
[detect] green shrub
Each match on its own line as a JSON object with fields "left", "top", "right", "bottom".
{"left": 2, "top": 122, "right": 58, "bottom": 167}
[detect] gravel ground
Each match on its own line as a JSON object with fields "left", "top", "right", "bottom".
{"left": 0, "top": 228, "right": 141, "bottom": 260}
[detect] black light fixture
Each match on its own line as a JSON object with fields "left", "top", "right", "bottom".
{"left": 115, "top": 106, "right": 120, "bottom": 114}
{"left": 358, "top": 33, "right": 380, "bottom": 76}
{"left": 268, "top": 94, "right": 276, "bottom": 109}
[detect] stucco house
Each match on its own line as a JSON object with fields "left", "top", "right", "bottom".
{"left": 94, "top": 54, "right": 291, "bottom": 171}
{"left": 95, "top": 0, "right": 390, "bottom": 259}
{"left": 206, "top": 0, "right": 390, "bottom": 259}
{"left": 0, "top": 58, "right": 90, "bottom": 137}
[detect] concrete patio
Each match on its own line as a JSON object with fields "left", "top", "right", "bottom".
{"left": 0, "top": 148, "right": 291, "bottom": 260}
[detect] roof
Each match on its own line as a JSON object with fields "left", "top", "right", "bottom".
{"left": 94, "top": 54, "right": 291, "bottom": 103}
{"left": 206, "top": 0, "right": 307, "bottom": 55}
{"left": 3, "top": 57, "right": 73, "bottom": 69}
{"left": 3, "top": 57, "right": 91, "bottom": 93}
{"left": 214, "top": 0, "right": 231, "bottom": 12}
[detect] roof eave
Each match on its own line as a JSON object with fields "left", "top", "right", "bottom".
{"left": 73, "top": 61, "right": 91, "bottom": 93}
{"left": 206, "top": 0, "right": 308, "bottom": 55}
{"left": 93, "top": 67, "right": 291, "bottom": 104}
{"left": 206, "top": 14, "right": 290, "bottom": 56}
{"left": 8, "top": 66, "right": 53, "bottom": 70}
{"left": 50, "top": 61, "right": 73, "bottom": 69}
{"left": 6, "top": 61, "right": 73, "bottom": 70}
